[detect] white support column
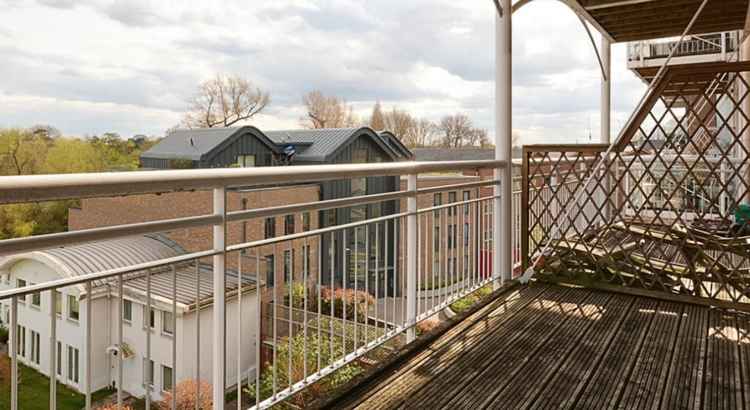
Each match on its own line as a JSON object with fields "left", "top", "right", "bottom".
{"left": 742, "top": 34, "right": 750, "bottom": 205}
{"left": 495, "top": 0, "right": 512, "bottom": 286}
{"left": 49, "top": 291, "right": 56, "bottom": 410}
{"left": 601, "top": 35, "right": 612, "bottom": 222}
{"left": 213, "top": 187, "right": 226, "bottom": 410}
{"left": 406, "top": 174, "right": 417, "bottom": 342}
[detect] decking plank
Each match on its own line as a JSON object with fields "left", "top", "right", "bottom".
{"left": 337, "top": 285, "right": 750, "bottom": 410}
{"left": 484, "top": 291, "right": 624, "bottom": 409}
{"left": 660, "top": 303, "right": 708, "bottom": 410}
{"left": 704, "top": 309, "right": 744, "bottom": 410}
{"left": 617, "top": 301, "right": 683, "bottom": 409}
{"left": 526, "top": 293, "right": 634, "bottom": 410}
{"left": 430, "top": 288, "right": 594, "bottom": 409}
{"left": 564, "top": 297, "right": 659, "bottom": 410}
{"left": 351, "top": 285, "right": 548, "bottom": 409}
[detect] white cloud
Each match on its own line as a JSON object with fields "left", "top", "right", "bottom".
{"left": 0, "top": 0, "right": 647, "bottom": 144}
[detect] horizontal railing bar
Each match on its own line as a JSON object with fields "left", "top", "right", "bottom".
{"left": 0, "top": 160, "right": 506, "bottom": 204}
{"left": 0, "top": 249, "right": 218, "bottom": 300}
{"left": 0, "top": 214, "right": 222, "bottom": 256}
{"left": 228, "top": 190, "right": 411, "bottom": 222}
{"left": 0, "top": 179, "right": 502, "bottom": 257}
{"left": 415, "top": 195, "right": 497, "bottom": 215}
{"left": 416, "top": 179, "right": 499, "bottom": 195}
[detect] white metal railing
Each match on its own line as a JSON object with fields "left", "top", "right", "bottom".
{"left": 627, "top": 31, "right": 740, "bottom": 63}
{"left": 0, "top": 160, "right": 509, "bottom": 409}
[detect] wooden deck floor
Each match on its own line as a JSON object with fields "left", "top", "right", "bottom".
{"left": 333, "top": 283, "right": 750, "bottom": 410}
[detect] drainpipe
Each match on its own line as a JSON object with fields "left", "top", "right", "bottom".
{"left": 742, "top": 34, "right": 750, "bottom": 205}
{"left": 494, "top": 0, "right": 512, "bottom": 286}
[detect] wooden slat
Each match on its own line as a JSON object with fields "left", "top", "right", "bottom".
{"left": 527, "top": 294, "right": 634, "bottom": 409}
{"left": 660, "top": 304, "right": 709, "bottom": 409}
{"left": 703, "top": 309, "right": 744, "bottom": 410}
{"left": 617, "top": 302, "right": 683, "bottom": 409}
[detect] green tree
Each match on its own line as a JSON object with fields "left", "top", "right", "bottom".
{"left": 0, "top": 128, "right": 51, "bottom": 175}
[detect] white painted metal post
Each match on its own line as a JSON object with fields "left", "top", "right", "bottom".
{"left": 742, "top": 34, "right": 750, "bottom": 205}
{"left": 49, "top": 291, "right": 56, "bottom": 410}
{"left": 213, "top": 187, "right": 226, "bottom": 410}
{"left": 601, "top": 35, "right": 612, "bottom": 221}
{"left": 495, "top": 0, "right": 512, "bottom": 286}
{"left": 406, "top": 174, "right": 417, "bottom": 342}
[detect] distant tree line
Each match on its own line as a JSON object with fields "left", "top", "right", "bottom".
{"left": 0, "top": 127, "right": 158, "bottom": 238}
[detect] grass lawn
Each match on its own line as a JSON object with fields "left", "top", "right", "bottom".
{"left": 0, "top": 353, "right": 109, "bottom": 410}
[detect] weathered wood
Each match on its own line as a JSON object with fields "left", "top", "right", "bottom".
{"left": 331, "top": 285, "right": 750, "bottom": 410}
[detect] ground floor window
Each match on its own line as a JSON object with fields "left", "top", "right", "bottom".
{"left": 57, "top": 341, "right": 62, "bottom": 376}
{"left": 30, "top": 330, "right": 40, "bottom": 365}
{"left": 16, "top": 325, "right": 25, "bottom": 358}
{"left": 67, "top": 345, "right": 79, "bottom": 384}
{"left": 162, "top": 365, "right": 173, "bottom": 392}
{"left": 143, "top": 358, "right": 154, "bottom": 387}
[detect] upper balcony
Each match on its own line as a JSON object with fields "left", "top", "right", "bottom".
{"left": 627, "top": 31, "right": 741, "bottom": 83}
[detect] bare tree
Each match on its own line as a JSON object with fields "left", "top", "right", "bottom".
{"left": 437, "top": 114, "right": 489, "bottom": 148}
{"left": 381, "top": 108, "right": 435, "bottom": 148}
{"left": 301, "top": 90, "right": 359, "bottom": 129}
{"left": 182, "top": 74, "right": 270, "bottom": 128}
{"left": 409, "top": 118, "right": 436, "bottom": 147}
{"left": 369, "top": 101, "right": 385, "bottom": 130}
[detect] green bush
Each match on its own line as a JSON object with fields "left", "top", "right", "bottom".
{"left": 449, "top": 285, "right": 492, "bottom": 314}
{"left": 0, "top": 326, "right": 8, "bottom": 345}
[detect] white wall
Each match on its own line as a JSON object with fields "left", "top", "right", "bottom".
{"left": 0, "top": 259, "right": 110, "bottom": 394}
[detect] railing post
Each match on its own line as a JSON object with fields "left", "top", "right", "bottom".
{"left": 213, "top": 187, "right": 226, "bottom": 410}
{"left": 406, "top": 174, "right": 418, "bottom": 342}
{"left": 49, "top": 290, "right": 57, "bottom": 410}
{"left": 495, "top": 0, "right": 512, "bottom": 286}
{"left": 601, "top": 35, "right": 612, "bottom": 223}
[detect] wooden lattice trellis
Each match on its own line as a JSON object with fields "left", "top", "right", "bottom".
{"left": 522, "top": 61, "right": 750, "bottom": 309}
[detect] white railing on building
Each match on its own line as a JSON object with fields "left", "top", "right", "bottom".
{"left": 0, "top": 160, "right": 509, "bottom": 410}
{"left": 627, "top": 31, "right": 740, "bottom": 63}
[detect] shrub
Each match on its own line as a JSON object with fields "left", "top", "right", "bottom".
{"left": 246, "top": 330, "right": 362, "bottom": 408}
{"left": 96, "top": 405, "right": 133, "bottom": 410}
{"left": 320, "top": 287, "right": 375, "bottom": 322}
{"left": 159, "top": 379, "right": 212, "bottom": 410}
{"left": 416, "top": 316, "right": 440, "bottom": 334}
{"left": 0, "top": 325, "right": 8, "bottom": 345}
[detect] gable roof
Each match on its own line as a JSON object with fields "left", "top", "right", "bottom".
{"left": 142, "top": 126, "right": 279, "bottom": 161}
{"left": 378, "top": 131, "right": 413, "bottom": 160}
{"left": 263, "top": 127, "right": 399, "bottom": 163}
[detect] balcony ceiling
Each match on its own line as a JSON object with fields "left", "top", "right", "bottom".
{"left": 569, "top": 0, "right": 750, "bottom": 43}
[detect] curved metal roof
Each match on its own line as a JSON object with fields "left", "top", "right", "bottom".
{"left": 25, "top": 234, "right": 184, "bottom": 287}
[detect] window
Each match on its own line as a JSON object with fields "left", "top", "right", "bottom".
{"left": 434, "top": 226, "right": 440, "bottom": 250}
{"left": 433, "top": 193, "right": 442, "bottom": 217}
{"left": 143, "top": 359, "right": 154, "bottom": 387}
{"left": 68, "top": 295, "right": 79, "bottom": 321}
{"left": 264, "top": 217, "right": 276, "bottom": 239}
{"left": 302, "top": 245, "right": 311, "bottom": 273}
{"left": 17, "top": 279, "right": 26, "bottom": 304}
{"left": 144, "top": 306, "right": 155, "bottom": 329}
{"left": 283, "top": 250, "right": 294, "bottom": 282}
{"left": 463, "top": 191, "right": 471, "bottom": 215}
{"left": 265, "top": 255, "right": 275, "bottom": 287}
{"left": 302, "top": 212, "right": 311, "bottom": 231}
{"left": 67, "top": 346, "right": 79, "bottom": 384}
{"left": 351, "top": 177, "right": 366, "bottom": 197}
{"left": 123, "top": 299, "right": 132, "bottom": 322}
{"left": 448, "top": 192, "right": 457, "bottom": 216}
{"left": 162, "top": 365, "right": 174, "bottom": 392}
{"left": 30, "top": 283, "right": 40, "bottom": 308}
{"left": 57, "top": 342, "right": 62, "bottom": 376}
{"left": 284, "top": 214, "right": 295, "bottom": 235}
{"left": 464, "top": 223, "right": 470, "bottom": 248}
{"left": 464, "top": 254, "right": 470, "bottom": 274}
{"left": 55, "top": 291, "right": 62, "bottom": 316}
{"left": 236, "top": 154, "right": 256, "bottom": 167}
{"left": 16, "top": 325, "right": 25, "bottom": 358}
{"left": 162, "top": 311, "right": 174, "bottom": 335}
{"left": 30, "top": 330, "right": 40, "bottom": 365}
{"left": 448, "top": 224, "right": 457, "bottom": 249}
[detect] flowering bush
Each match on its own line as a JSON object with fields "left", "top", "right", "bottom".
{"left": 416, "top": 316, "right": 440, "bottom": 334}
{"left": 159, "top": 379, "right": 212, "bottom": 410}
{"left": 320, "top": 287, "right": 375, "bottom": 322}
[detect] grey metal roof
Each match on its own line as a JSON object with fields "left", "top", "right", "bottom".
{"left": 413, "top": 147, "right": 496, "bottom": 162}
{"left": 378, "top": 131, "right": 413, "bottom": 159}
{"left": 38, "top": 234, "right": 185, "bottom": 287}
{"left": 122, "top": 261, "right": 258, "bottom": 308}
{"left": 142, "top": 126, "right": 278, "bottom": 161}
{"left": 264, "top": 128, "right": 365, "bottom": 162}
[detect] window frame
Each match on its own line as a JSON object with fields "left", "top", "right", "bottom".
{"left": 264, "top": 217, "right": 276, "bottom": 239}
{"left": 265, "top": 254, "right": 275, "bottom": 288}
{"left": 162, "top": 311, "right": 174, "bottom": 336}
{"left": 123, "top": 299, "right": 133, "bottom": 323}
{"left": 67, "top": 295, "right": 80, "bottom": 322}
{"left": 162, "top": 365, "right": 174, "bottom": 392}
{"left": 284, "top": 214, "right": 295, "bottom": 235}
{"left": 16, "top": 279, "right": 26, "bottom": 304}
{"left": 55, "top": 291, "right": 63, "bottom": 317}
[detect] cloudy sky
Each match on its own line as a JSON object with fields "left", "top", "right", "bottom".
{"left": 0, "top": 0, "right": 647, "bottom": 144}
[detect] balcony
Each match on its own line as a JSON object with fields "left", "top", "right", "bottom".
{"left": 627, "top": 31, "right": 741, "bottom": 83}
